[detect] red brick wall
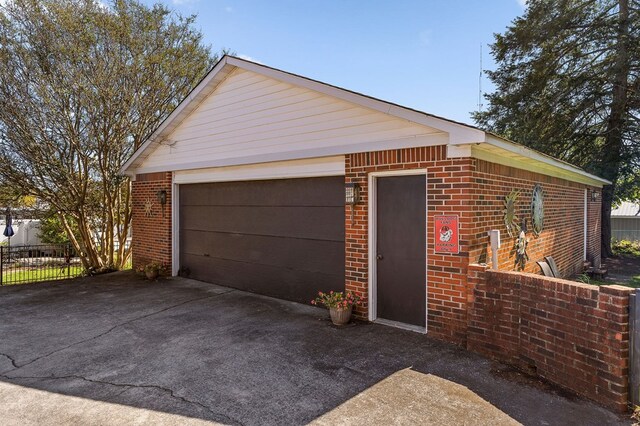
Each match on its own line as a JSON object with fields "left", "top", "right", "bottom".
{"left": 131, "top": 172, "right": 172, "bottom": 272}
{"left": 469, "top": 160, "right": 600, "bottom": 277}
{"left": 345, "top": 150, "right": 602, "bottom": 343}
{"left": 468, "top": 266, "right": 632, "bottom": 412}
{"left": 345, "top": 146, "right": 474, "bottom": 343}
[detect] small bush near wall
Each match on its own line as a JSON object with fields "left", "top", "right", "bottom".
{"left": 613, "top": 239, "right": 640, "bottom": 257}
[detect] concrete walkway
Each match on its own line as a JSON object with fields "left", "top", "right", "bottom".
{"left": 0, "top": 272, "right": 630, "bottom": 425}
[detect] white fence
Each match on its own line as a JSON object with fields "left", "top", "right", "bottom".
{"left": 612, "top": 217, "right": 640, "bottom": 241}
{"left": 0, "top": 219, "right": 42, "bottom": 246}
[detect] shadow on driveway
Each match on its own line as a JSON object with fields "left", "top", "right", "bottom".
{"left": 0, "top": 272, "right": 630, "bottom": 425}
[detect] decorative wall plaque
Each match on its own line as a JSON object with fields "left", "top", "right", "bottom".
{"left": 531, "top": 184, "right": 544, "bottom": 237}
{"left": 434, "top": 215, "right": 459, "bottom": 254}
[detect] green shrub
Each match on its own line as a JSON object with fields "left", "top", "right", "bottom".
{"left": 612, "top": 239, "right": 640, "bottom": 257}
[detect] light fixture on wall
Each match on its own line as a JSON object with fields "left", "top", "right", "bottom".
{"left": 591, "top": 190, "right": 599, "bottom": 202}
{"left": 157, "top": 190, "right": 167, "bottom": 217}
{"left": 345, "top": 183, "right": 360, "bottom": 226}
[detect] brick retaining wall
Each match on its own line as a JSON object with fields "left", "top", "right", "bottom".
{"left": 468, "top": 264, "right": 633, "bottom": 411}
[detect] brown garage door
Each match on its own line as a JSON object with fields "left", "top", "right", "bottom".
{"left": 179, "top": 177, "right": 345, "bottom": 303}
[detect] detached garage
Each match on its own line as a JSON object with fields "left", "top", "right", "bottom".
{"left": 122, "top": 55, "right": 608, "bottom": 340}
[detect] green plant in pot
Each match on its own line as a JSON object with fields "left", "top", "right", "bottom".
{"left": 137, "top": 261, "right": 165, "bottom": 280}
{"left": 312, "top": 290, "right": 361, "bottom": 325}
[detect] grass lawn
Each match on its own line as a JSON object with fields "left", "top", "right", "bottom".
{"left": 587, "top": 277, "right": 640, "bottom": 288}
{"left": 1, "top": 265, "right": 84, "bottom": 285}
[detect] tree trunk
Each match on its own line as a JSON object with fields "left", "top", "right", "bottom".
{"left": 601, "top": 0, "right": 630, "bottom": 258}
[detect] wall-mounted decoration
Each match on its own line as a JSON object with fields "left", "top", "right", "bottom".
{"left": 514, "top": 230, "right": 529, "bottom": 271}
{"left": 144, "top": 197, "right": 155, "bottom": 217}
{"left": 531, "top": 184, "right": 544, "bottom": 237}
{"left": 434, "top": 215, "right": 459, "bottom": 254}
{"left": 503, "top": 189, "right": 521, "bottom": 237}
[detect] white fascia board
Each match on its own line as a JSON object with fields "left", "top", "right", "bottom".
{"left": 226, "top": 57, "right": 486, "bottom": 145}
{"left": 131, "top": 133, "right": 448, "bottom": 175}
{"left": 120, "top": 57, "right": 234, "bottom": 176}
{"left": 472, "top": 135, "right": 611, "bottom": 187}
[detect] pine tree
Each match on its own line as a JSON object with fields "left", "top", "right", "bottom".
{"left": 474, "top": 0, "right": 639, "bottom": 256}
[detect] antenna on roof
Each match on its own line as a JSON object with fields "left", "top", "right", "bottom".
{"left": 478, "top": 44, "right": 483, "bottom": 112}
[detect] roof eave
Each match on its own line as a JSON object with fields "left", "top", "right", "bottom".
{"left": 120, "top": 56, "right": 234, "bottom": 175}
{"left": 483, "top": 135, "right": 611, "bottom": 187}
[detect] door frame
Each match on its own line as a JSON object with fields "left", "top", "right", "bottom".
{"left": 171, "top": 175, "right": 180, "bottom": 276}
{"left": 367, "top": 169, "right": 428, "bottom": 333}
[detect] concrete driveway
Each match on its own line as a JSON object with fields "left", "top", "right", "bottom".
{"left": 0, "top": 273, "right": 630, "bottom": 425}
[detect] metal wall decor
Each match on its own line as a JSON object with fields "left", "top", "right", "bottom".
{"left": 503, "top": 189, "right": 521, "bottom": 238}
{"left": 514, "top": 229, "right": 529, "bottom": 271}
{"left": 531, "top": 184, "right": 544, "bottom": 237}
{"left": 143, "top": 197, "right": 155, "bottom": 217}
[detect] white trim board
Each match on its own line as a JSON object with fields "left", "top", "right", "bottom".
{"left": 133, "top": 134, "right": 448, "bottom": 176}
{"left": 367, "top": 169, "right": 428, "bottom": 334}
{"left": 172, "top": 173, "right": 179, "bottom": 276}
{"left": 173, "top": 156, "right": 345, "bottom": 184}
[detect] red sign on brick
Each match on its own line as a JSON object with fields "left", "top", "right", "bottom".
{"left": 434, "top": 215, "right": 459, "bottom": 254}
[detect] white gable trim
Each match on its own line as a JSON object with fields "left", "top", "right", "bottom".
{"left": 224, "top": 57, "right": 486, "bottom": 146}
{"left": 121, "top": 55, "right": 484, "bottom": 175}
{"left": 122, "top": 57, "right": 236, "bottom": 174}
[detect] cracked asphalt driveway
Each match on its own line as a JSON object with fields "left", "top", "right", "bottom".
{"left": 0, "top": 272, "right": 630, "bottom": 425}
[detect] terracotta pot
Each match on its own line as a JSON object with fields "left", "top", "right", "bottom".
{"left": 329, "top": 306, "right": 352, "bottom": 326}
{"left": 145, "top": 269, "right": 159, "bottom": 280}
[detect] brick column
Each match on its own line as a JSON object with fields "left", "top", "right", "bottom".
{"left": 131, "top": 172, "right": 172, "bottom": 272}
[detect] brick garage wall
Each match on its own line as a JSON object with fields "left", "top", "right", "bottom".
{"left": 468, "top": 266, "right": 633, "bottom": 411}
{"left": 468, "top": 160, "right": 601, "bottom": 278}
{"left": 345, "top": 146, "right": 474, "bottom": 343}
{"left": 131, "top": 172, "right": 172, "bottom": 271}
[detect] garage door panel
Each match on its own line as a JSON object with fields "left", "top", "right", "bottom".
{"left": 180, "top": 230, "right": 344, "bottom": 273}
{"left": 179, "top": 176, "right": 345, "bottom": 302}
{"left": 181, "top": 254, "right": 344, "bottom": 303}
{"left": 179, "top": 178, "right": 343, "bottom": 207}
{"left": 180, "top": 205, "right": 344, "bottom": 241}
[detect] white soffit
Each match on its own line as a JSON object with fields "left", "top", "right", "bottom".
{"left": 470, "top": 137, "right": 610, "bottom": 187}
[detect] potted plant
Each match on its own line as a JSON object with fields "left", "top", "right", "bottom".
{"left": 137, "top": 261, "right": 165, "bottom": 280}
{"left": 311, "top": 290, "right": 361, "bottom": 326}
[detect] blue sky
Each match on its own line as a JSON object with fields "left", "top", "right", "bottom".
{"left": 143, "top": 0, "right": 527, "bottom": 125}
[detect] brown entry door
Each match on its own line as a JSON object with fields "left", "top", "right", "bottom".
{"left": 376, "top": 175, "right": 426, "bottom": 328}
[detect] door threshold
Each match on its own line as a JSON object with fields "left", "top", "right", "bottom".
{"left": 374, "top": 318, "right": 426, "bottom": 334}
